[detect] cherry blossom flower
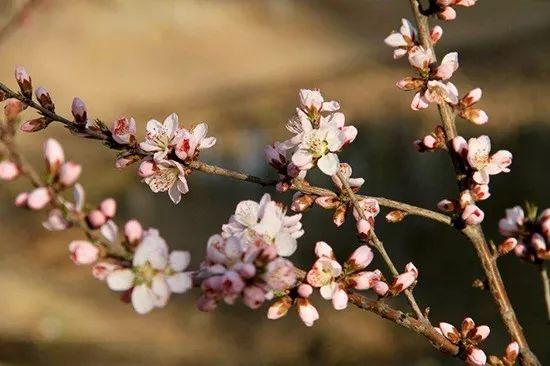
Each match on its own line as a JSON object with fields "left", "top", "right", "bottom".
{"left": 264, "top": 141, "right": 306, "bottom": 192}
{"left": 71, "top": 97, "right": 88, "bottom": 125}
{"left": 139, "top": 113, "right": 180, "bottom": 161}
{"left": 43, "top": 209, "right": 70, "bottom": 231}
{"left": 43, "top": 138, "right": 65, "bottom": 174}
{"left": 106, "top": 229, "right": 193, "bottom": 314}
{"left": 35, "top": 86, "right": 54, "bottom": 111}
{"left": 58, "top": 161, "right": 82, "bottom": 187}
{"left": 15, "top": 66, "right": 32, "bottom": 98}
{"left": 27, "top": 187, "right": 51, "bottom": 210}
{"left": 466, "top": 135, "right": 512, "bottom": 184}
{"left": 384, "top": 19, "right": 418, "bottom": 59}
{"left": 174, "top": 123, "right": 216, "bottom": 161}
{"left": 111, "top": 117, "right": 136, "bottom": 145}
{"left": 434, "top": 52, "right": 459, "bottom": 80}
{"left": 222, "top": 194, "right": 303, "bottom": 257}
{"left": 390, "top": 262, "right": 418, "bottom": 294}
{"left": 69, "top": 240, "right": 99, "bottom": 265}
{"left": 141, "top": 159, "right": 189, "bottom": 204}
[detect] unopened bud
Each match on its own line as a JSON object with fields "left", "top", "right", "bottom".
{"left": 15, "top": 66, "right": 32, "bottom": 98}
{"left": 396, "top": 77, "right": 424, "bottom": 91}
{"left": 385, "top": 210, "right": 406, "bottom": 223}
{"left": 498, "top": 237, "right": 517, "bottom": 255}
{"left": 20, "top": 117, "right": 49, "bottom": 132}
{"left": 35, "top": 86, "right": 55, "bottom": 111}
{"left": 291, "top": 193, "right": 315, "bottom": 212}
{"left": 71, "top": 97, "right": 88, "bottom": 125}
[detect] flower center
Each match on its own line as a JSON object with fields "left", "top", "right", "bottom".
{"left": 304, "top": 131, "right": 328, "bottom": 158}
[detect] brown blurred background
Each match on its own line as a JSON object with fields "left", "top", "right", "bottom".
{"left": 0, "top": 0, "right": 549, "bottom": 365}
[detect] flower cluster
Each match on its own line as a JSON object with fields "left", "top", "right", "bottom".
{"left": 498, "top": 205, "right": 550, "bottom": 263}
{"left": 267, "top": 89, "right": 357, "bottom": 178}
{"left": 197, "top": 194, "right": 301, "bottom": 311}
{"left": 436, "top": 135, "right": 512, "bottom": 225}
{"left": 385, "top": 21, "right": 487, "bottom": 125}
{"left": 103, "top": 226, "right": 193, "bottom": 314}
{"left": 135, "top": 113, "right": 216, "bottom": 204}
{"left": 435, "top": 317, "right": 490, "bottom": 366}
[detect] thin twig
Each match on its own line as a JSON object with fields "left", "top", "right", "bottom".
{"left": 540, "top": 264, "right": 550, "bottom": 323}
{"left": 335, "top": 170, "right": 426, "bottom": 321}
{"left": 407, "top": 1, "right": 540, "bottom": 365}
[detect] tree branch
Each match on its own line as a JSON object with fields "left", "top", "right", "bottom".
{"left": 407, "top": 1, "right": 540, "bottom": 365}
{"left": 540, "top": 264, "right": 550, "bottom": 323}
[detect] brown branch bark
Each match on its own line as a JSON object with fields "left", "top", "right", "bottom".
{"left": 407, "top": 1, "right": 540, "bottom": 365}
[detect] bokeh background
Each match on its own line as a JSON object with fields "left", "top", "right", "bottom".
{"left": 0, "top": 0, "right": 548, "bottom": 365}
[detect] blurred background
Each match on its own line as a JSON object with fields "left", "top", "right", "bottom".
{"left": 0, "top": 0, "right": 548, "bottom": 365}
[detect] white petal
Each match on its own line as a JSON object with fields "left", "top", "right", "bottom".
{"left": 100, "top": 220, "right": 118, "bottom": 244}
{"left": 291, "top": 149, "right": 313, "bottom": 168}
{"left": 274, "top": 232, "right": 297, "bottom": 257}
{"left": 199, "top": 136, "right": 216, "bottom": 150}
{"left": 234, "top": 200, "right": 260, "bottom": 227}
{"left": 192, "top": 123, "right": 208, "bottom": 141}
{"left": 167, "top": 272, "right": 193, "bottom": 293}
{"left": 320, "top": 282, "right": 336, "bottom": 300}
{"left": 169, "top": 251, "right": 191, "bottom": 271}
{"left": 131, "top": 284, "right": 156, "bottom": 314}
{"left": 152, "top": 274, "right": 171, "bottom": 307}
{"left": 168, "top": 184, "right": 182, "bottom": 204}
{"left": 317, "top": 153, "right": 339, "bottom": 175}
{"left": 163, "top": 113, "right": 179, "bottom": 136}
{"left": 106, "top": 269, "right": 135, "bottom": 291}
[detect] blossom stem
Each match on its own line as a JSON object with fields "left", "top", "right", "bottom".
{"left": 407, "top": 1, "right": 540, "bottom": 365}
{"left": 540, "top": 264, "right": 550, "bottom": 322}
{"left": 335, "top": 170, "right": 426, "bottom": 321}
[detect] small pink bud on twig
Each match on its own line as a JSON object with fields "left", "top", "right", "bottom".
{"left": 297, "top": 283, "right": 313, "bottom": 298}
{"left": 356, "top": 219, "right": 371, "bottom": 239}
{"left": 43, "top": 138, "right": 65, "bottom": 174}
{"left": 15, "top": 66, "right": 32, "bottom": 98}
{"left": 498, "top": 238, "right": 518, "bottom": 255}
{"left": 4, "top": 98, "right": 23, "bottom": 121}
{"left": 20, "top": 117, "right": 49, "bottom": 132}
{"left": 347, "top": 245, "right": 374, "bottom": 270}
{"left": 0, "top": 160, "right": 19, "bottom": 181}
{"left": 27, "top": 187, "right": 51, "bottom": 210}
{"left": 87, "top": 209, "right": 107, "bottom": 228}
{"left": 99, "top": 198, "right": 117, "bottom": 218}
{"left": 35, "top": 86, "right": 55, "bottom": 111}
{"left": 291, "top": 192, "right": 314, "bottom": 212}
{"left": 124, "top": 219, "right": 143, "bottom": 245}
{"left": 71, "top": 97, "right": 88, "bottom": 125}
{"left": 437, "top": 199, "right": 456, "bottom": 212}
{"left": 69, "top": 240, "right": 99, "bottom": 265}
{"left": 58, "top": 161, "right": 82, "bottom": 187}
{"left": 385, "top": 210, "right": 407, "bottom": 223}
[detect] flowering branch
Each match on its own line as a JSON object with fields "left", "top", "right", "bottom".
{"left": 405, "top": 1, "right": 540, "bottom": 365}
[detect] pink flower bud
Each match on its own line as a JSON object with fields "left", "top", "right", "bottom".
{"left": 531, "top": 233, "right": 546, "bottom": 252}
{"left": 437, "top": 6, "right": 457, "bottom": 21}
{"left": 20, "top": 117, "right": 49, "bottom": 132}
{"left": 123, "top": 219, "right": 143, "bottom": 244}
{"left": 43, "top": 138, "right": 65, "bottom": 174}
{"left": 504, "top": 341, "right": 519, "bottom": 363}
{"left": 87, "top": 209, "right": 107, "bottom": 228}
{"left": 264, "top": 258, "right": 296, "bottom": 291}
{"left": 437, "top": 199, "right": 456, "bottom": 212}
{"left": 138, "top": 159, "right": 155, "bottom": 178}
{"left": 422, "top": 134, "right": 437, "bottom": 149}
{"left": 221, "top": 270, "right": 245, "bottom": 295}
{"left": 291, "top": 192, "right": 314, "bottom": 212}
{"left": 391, "top": 270, "right": 416, "bottom": 294}
{"left": 356, "top": 219, "right": 371, "bottom": 239}
{"left": 452, "top": 136, "right": 468, "bottom": 157}
{"left": 297, "top": 298, "right": 319, "bottom": 327}
{"left": 27, "top": 187, "right": 51, "bottom": 210}
{"left": 461, "top": 88, "right": 482, "bottom": 107}
{"left": 373, "top": 281, "right": 389, "bottom": 297}
{"left": 498, "top": 237, "right": 518, "bottom": 255}
{"left": 314, "top": 241, "right": 334, "bottom": 258}
{"left": 243, "top": 285, "right": 266, "bottom": 310}
{"left": 315, "top": 195, "right": 340, "bottom": 209}
{"left": 14, "top": 192, "right": 29, "bottom": 207}
{"left": 396, "top": 77, "right": 424, "bottom": 91}
{"left": 58, "top": 161, "right": 82, "bottom": 187}
{"left": 332, "top": 204, "right": 347, "bottom": 227}
{"left": 332, "top": 287, "right": 348, "bottom": 310}
{"left": 469, "top": 325, "right": 490, "bottom": 343}
{"left": 267, "top": 296, "right": 292, "bottom": 320}
{"left": 430, "top": 26, "right": 443, "bottom": 44}
{"left": 347, "top": 245, "right": 373, "bottom": 270}
{"left": 462, "top": 204, "right": 485, "bottom": 225}
{"left": 69, "top": 240, "right": 99, "bottom": 265}
{"left": 92, "top": 262, "right": 119, "bottom": 280}
{"left": 71, "top": 97, "right": 88, "bottom": 125}
{"left": 439, "top": 322, "right": 460, "bottom": 343}
{"left": 466, "top": 347, "right": 486, "bottom": 366}
{"left": 15, "top": 66, "right": 32, "bottom": 98}
{"left": 461, "top": 317, "right": 475, "bottom": 337}
{"left": 197, "top": 295, "right": 218, "bottom": 312}
{"left": 4, "top": 98, "right": 23, "bottom": 121}
{"left": 297, "top": 283, "right": 313, "bottom": 298}
{"left": 0, "top": 160, "right": 19, "bottom": 181}
{"left": 386, "top": 210, "right": 407, "bottom": 223}
{"left": 115, "top": 155, "right": 138, "bottom": 169}
{"left": 350, "top": 271, "right": 380, "bottom": 290}
{"left": 471, "top": 184, "right": 490, "bottom": 201}
{"left": 42, "top": 209, "right": 70, "bottom": 231}
{"left": 35, "top": 86, "right": 55, "bottom": 111}
{"left": 111, "top": 117, "right": 136, "bottom": 145}
{"left": 99, "top": 198, "right": 117, "bottom": 218}
{"left": 463, "top": 108, "right": 488, "bottom": 125}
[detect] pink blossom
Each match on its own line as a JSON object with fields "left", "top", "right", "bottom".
{"left": 373, "top": 281, "right": 389, "bottom": 297}
{"left": 467, "top": 135, "right": 512, "bottom": 184}
{"left": 498, "top": 206, "right": 524, "bottom": 237}
{"left": 174, "top": 123, "right": 217, "bottom": 161}
{"left": 20, "top": 117, "right": 49, "bottom": 132}
{"left": 87, "top": 209, "right": 107, "bottom": 228}
{"left": 424, "top": 80, "right": 459, "bottom": 105}
{"left": 504, "top": 342, "right": 519, "bottom": 364}
{"left": 35, "top": 86, "right": 54, "bottom": 111}
{"left": 408, "top": 46, "right": 432, "bottom": 72}
{"left": 332, "top": 287, "right": 349, "bottom": 310}
{"left": 111, "top": 117, "right": 136, "bottom": 145}
{"left": 471, "top": 184, "right": 490, "bottom": 201}
{"left": 58, "top": 161, "right": 81, "bottom": 187}
{"left": 43, "top": 138, "right": 65, "bottom": 174}
{"left": 356, "top": 219, "right": 372, "bottom": 238}
{"left": 350, "top": 270, "right": 382, "bottom": 290}
{"left": 498, "top": 237, "right": 518, "bottom": 255}
{"left": 391, "top": 262, "right": 419, "bottom": 294}
{"left": 352, "top": 198, "right": 380, "bottom": 221}
{"left": 27, "top": 187, "right": 51, "bottom": 210}
{"left": 69, "top": 240, "right": 99, "bottom": 265}
{"left": 242, "top": 285, "right": 266, "bottom": 309}
{"left": 384, "top": 19, "right": 418, "bottom": 59}
{"left": 411, "top": 91, "right": 429, "bottom": 111}
{"left": 15, "top": 66, "right": 32, "bottom": 97}
{"left": 0, "top": 160, "right": 19, "bottom": 181}
{"left": 462, "top": 204, "right": 485, "bottom": 225}
{"left": 42, "top": 209, "right": 70, "bottom": 231}
{"left": 267, "top": 297, "right": 292, "bottom": 320}
{"left": 140, "top": 113, "right": 180, "bottom": 161}
{"left": 437, "top": 199, "right": 456, "bottom": 212}
{"left": 435, "top": 52, "right": 459, "bottom": 80}
{"left": 14, "top": 192, "right": 29, "bottom": 207}
{"left": 142, "top": 159, "right": 189, "bottom": 204}
{"left": 297, "top": 284, "right": 313, "bottom": 298}
{"left": 92, "top": 262, "right": 119, "bottom": 281}
{"left": 263, "top": 258, "right": 297, "bottom": 291}
{"left": 466, "top": 347, "right": 486, "bottom": 366}
{"left": 347, "top": 245, "right": 374, "bottom": 271}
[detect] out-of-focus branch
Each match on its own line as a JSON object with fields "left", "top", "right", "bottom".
{"left": 407, "top": 1, "right": 540, "bottom": 365}
{"left": 0, "top": 0, "right": 43, "bottom": 45}
{"left": 540, "top": 264, "right": 550, "bottom": 322}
